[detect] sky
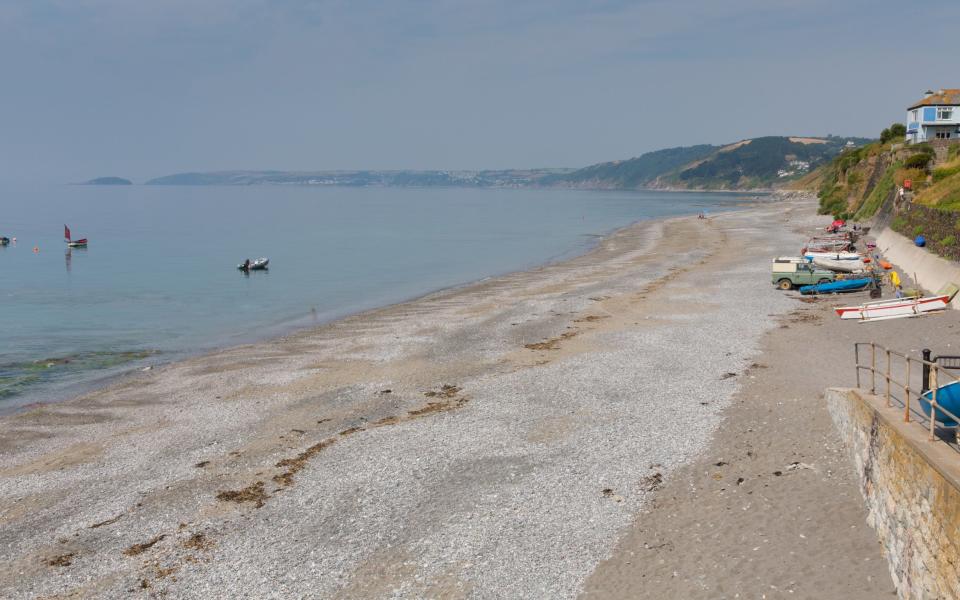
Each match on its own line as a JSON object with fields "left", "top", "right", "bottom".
{"left": 1, "top": 0, "right": 959, "bottom": 182}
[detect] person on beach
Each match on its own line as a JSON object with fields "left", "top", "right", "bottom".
{"left": 890, "top": 270, "right": 902, "bottom": 298}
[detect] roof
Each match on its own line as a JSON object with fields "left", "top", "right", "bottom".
{"left": 908, "top": 89, "right": 960, "bottom": 109}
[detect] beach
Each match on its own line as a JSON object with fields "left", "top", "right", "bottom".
{"left": 1, "top": 193, "right": 898, "bottom": 598}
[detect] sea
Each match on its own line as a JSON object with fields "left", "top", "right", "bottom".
{"left": 0, "top": 184, "right": 758, "bottom": 411}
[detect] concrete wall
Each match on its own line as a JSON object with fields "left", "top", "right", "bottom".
{"left": 875, "top": 226, "right": 960, "bottom": 308}
{"left": 827, "top": 388, "right": 960, "bottom": 599}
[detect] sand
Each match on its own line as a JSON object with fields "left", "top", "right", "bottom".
{"left": 0, "top": 192, "right": 914, "bottom": 598}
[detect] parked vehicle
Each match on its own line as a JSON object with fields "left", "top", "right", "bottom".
{"left": 771, "top": 259, "right": 836, "bottom": 290}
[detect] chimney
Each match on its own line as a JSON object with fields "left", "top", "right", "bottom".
{"left": 924, "top": 89, "right": 935, "bottom": 98}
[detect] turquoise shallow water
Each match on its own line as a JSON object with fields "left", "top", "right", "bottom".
{"left": 0, "top": 184, "right": 756, "bottom": 409}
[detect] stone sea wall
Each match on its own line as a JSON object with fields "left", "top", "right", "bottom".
{"left": 827, "top": 387, "right": 960, "bottom": 599}
{"left": 876, "top": 226, "right": 960, "bottom": 309}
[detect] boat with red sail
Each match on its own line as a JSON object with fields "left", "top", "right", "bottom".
{"left": 64, "top": 225, "right": 87, "bottom": 248}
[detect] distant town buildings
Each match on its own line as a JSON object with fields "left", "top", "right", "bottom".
{"left": 906, "top": 89, "right": 960, "bottom": 143}
{"left": 777, "top": 159, "right": 811, "bottom": 178}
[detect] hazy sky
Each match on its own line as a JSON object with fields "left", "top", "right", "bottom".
{"left": 2, "top": 0, "right": 958, "bottom": 182}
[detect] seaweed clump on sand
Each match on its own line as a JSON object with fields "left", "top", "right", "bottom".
{"left": 123, "top": 534, "right": 166, "bottom": 557}
{"left": 216, "top": 481, "right": 269, "bottom": 508}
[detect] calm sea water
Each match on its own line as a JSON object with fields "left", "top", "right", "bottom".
{"left": 0, "top": 184, "right": 756, "bottom": 409}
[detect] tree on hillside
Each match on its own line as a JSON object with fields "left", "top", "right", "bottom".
{"left": 880, "top": 123, "right": 907, "bottom": 143}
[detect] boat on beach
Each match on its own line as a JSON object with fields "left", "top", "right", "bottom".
{"left": 834, "top": 294, "right": 950, "bottom": 321}
{"left": 238, "top": 257, "right": 269, "bottom": 271}
{"left": 812, "top": 257, "right": 865, "bottom": 273}
{"left": 803, "top": 251, "right": 861, "bottom": 261}
{"left": 920, "top": 381, "right": 960, "bottom": 427}
{"left": 799, "top": 277, "right": 873, "bottom": 295}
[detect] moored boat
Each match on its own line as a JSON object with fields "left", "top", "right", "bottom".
{"left": 0, "top": 236, "right": 9, "bottom": 246}
{"left": 238, "top": 257, "right": 269, "bottom": 271}
{"left": 64, "top": 225, "right": 88, "bottom": 247}
{"left": 834, "top": 294, "right": 950, "bottom": 321}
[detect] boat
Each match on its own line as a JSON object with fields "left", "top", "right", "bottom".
{"left": 834, "top": 294, "right": 950, "bottom": 321}
{"left": 238, "top": 257, "right": 269, "bottom": 271}
{"left": 920, "top": 380, "right": 960, "bottom": 427}
{"left": 812, "top": 257, "right": 865, "bottom": 273}
{"left": 803, "top": 251, "right": 861, "bottom": 261}
{"left": 799, "top": 277, "right": 873, "bottom": 295}
{"left": 64, "top": 225, "right": 87, "bottom": 247}
{"left": 0, "top": 236, "right": 9, "bottom": 246}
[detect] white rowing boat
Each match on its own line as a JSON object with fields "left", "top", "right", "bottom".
{"left": 804, "top": 251, "right": 860, "bottom": 261}
{"left": 835, "top": 295, "right": 950, "bottom": 322}
{"left": 812, "top": 257, "right": 865, "bottom": 273}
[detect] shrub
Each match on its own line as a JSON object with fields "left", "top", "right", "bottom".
{"left": 950, "top": 143, "right": 960, "bottom": 160}
{"left": 940, "top": 235, "right": 956, "bottom": 247}
{"left": 913, "top": 225, "right": 924, "bottom": 236}
{"left": 904, "top": 153, "right": 932, "bottom": 170}
{"left": 892, "top": 216, "right": 908, "bottom": 231}
{"left": 895, "top": 167, "right": 927, "bottom": 187}
{"left": 880, "top": 124, "right": 906, "bottom": 143}
{"left": 846, "top": 171, "right": 862, "bottom": 187}
{"left": 933, "top": 164, "right": 960, "bottom": 182}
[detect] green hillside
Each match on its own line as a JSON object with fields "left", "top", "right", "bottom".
{"left": 550, "top": 136, "right": 869, "bottom": 191}
{"left": 541, "top": 144, "right": 717, "bottom": 189}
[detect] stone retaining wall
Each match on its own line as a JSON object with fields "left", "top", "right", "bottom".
{"left": 827, "top": 388, "right": 960, "bottom": 599}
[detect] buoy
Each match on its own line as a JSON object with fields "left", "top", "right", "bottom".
{"left": 33, "top": 246, "right": 39, "bottom": 253}
{"left": 878, "top": 260, "right": 893, "bottom": 270}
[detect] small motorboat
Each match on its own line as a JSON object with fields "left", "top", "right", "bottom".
{"left": 799, "top": 277, "right": 873, "bottom": 295}
{"left": 238, "top": 257, "right": 269, "bottom": 271}
{"left": 0, "top": 236, "right": 9, "bottom": 246}
{"left": 834, "top": 294, "right": 950, "bottom": 321}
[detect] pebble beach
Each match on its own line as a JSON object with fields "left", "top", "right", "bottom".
{"left": 0, "top": 192, "right": 894, "bottom": 598}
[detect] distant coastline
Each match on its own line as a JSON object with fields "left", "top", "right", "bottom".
{"left": 137, "top": 135, "right": 872, "bottom": 192}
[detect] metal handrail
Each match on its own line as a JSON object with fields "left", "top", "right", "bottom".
{"left": 854, "top": 342, "right": 960, "bottom": 444}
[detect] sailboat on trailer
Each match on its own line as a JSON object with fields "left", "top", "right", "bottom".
{"left": 64, "top": 225, "right": 87, "bottom": 248}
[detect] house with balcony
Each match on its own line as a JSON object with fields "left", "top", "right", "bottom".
{"left": 906, "top": 89, "right": 960, "bottom": 143}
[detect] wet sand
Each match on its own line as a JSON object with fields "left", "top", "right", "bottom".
{"left": 0, "top": 193, "right": 898, "bottom": 598}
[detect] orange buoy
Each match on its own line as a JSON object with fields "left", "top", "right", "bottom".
{"left": 862, "top": 257, "right": 872, "bottom": 263}
{"left": 878, "top": 260, "right": 892, "bottom": 270}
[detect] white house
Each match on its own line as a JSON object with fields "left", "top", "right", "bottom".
{"left": 906, "top": 89, "right": 960, "bottom": 143}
